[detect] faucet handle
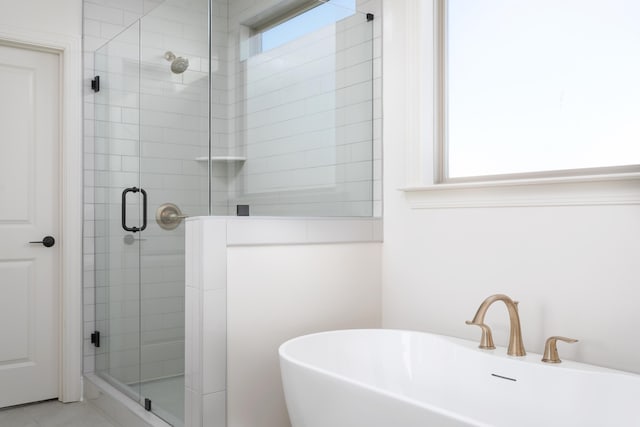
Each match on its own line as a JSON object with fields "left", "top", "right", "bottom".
{"left": 542, "top": 336, "right": 578, "bottom": 363}
{"left": 465, "top": 321, "right": 496, "bottom": 350}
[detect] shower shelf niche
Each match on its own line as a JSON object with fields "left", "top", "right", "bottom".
{"left": 195, "top": 156, "right": 247, "bottom": 162}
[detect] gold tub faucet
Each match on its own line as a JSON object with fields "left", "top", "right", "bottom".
{"left": 466, "top": 294, "right": 526, "bottom": 357}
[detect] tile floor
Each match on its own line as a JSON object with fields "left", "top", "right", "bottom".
{"left": 0, "top": 399, "right": 120, "bottom": 427}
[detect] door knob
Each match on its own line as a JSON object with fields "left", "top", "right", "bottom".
{"left": 29, "top": 236, "right": 56, "bottom": 247}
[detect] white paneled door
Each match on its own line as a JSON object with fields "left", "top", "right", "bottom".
{"left": 0, "top": 42, "right": 60, "bottom": 408}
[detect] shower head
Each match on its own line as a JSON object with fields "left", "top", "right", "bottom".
{"left": 164, "top": 51, "right": 189, "bottom": 74}
{"left": 171, "top": 57, "right": 189, "bottom": 74}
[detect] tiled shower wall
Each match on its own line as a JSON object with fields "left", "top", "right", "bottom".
{"left": 227, "top": 0, "right": 382, "bottom": 216}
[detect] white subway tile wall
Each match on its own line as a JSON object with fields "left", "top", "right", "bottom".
{"left": 226, "top": 0, "right": 382, "bottom": 217}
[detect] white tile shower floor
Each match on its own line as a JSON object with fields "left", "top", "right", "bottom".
{"left": 0, "top": 399, "right": 119, "bottom": 427}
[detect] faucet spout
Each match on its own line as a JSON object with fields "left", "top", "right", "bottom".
{"left": 466, "top": 294, "right": 526, "bottom": 357}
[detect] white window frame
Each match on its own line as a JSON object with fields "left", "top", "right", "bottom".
{"left": 391, "top": 0, "right": 640, "bottom": 208}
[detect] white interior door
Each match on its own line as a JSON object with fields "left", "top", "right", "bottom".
{"left": 0, "top": 42, "right": 60, "bottom": 408}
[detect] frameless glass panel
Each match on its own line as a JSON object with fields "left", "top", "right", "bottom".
{"left": 94, "top": 21, "right": 143, "bottom": 404}
{"left": 137, "top": 0, "right": 210, "bottom": 424}
{"left": 224, "top": 2, "right": 374, "bottom": 216}
{"left": 446, "top": 0, "right": 640, "bottom": 179}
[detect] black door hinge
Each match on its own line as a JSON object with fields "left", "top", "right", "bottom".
{"left": 145, "top": 398, "right": 152, "bottom": 411}
{"left": 91, "top": 76, "right": 100, "bottom": 92}
{"left": 366, "top": 13, "right": 374, "bottom": 21}
{"left": 91, "top": 331, "right": 100, "bottom": 348}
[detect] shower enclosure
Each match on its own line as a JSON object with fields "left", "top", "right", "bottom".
{"left": 92, "top": 0, "right": 377, "bottom": 425}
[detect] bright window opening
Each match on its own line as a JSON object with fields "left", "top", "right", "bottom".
{"left": 445, "top": 0, "right": 640, "bottom": 180}
{"left": 258, "top": 0, "right": 356, "bottom": 52}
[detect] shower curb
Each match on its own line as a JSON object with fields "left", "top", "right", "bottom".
{"left": 84, "top": 373, "right": 172, "bottom": 427}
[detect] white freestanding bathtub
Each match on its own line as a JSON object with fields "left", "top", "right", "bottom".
{"left": 279, "top": 329, "right": 640, "bottom": 427}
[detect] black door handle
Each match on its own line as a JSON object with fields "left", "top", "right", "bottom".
{"left": 29, "top": 236, "right": 55, "bottom": 247}
{"left": 122, "top": 187, "right": 148, "bottom": 233}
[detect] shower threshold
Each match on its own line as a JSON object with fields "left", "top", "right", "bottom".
{"left": 84, "top": 373, "right": 171, "bottom": 427}
{"left": 129, "top": 375, "right": 185, "bottom": 427}
{"left": 85, "top": 372, "right": 184, "bottom": 427}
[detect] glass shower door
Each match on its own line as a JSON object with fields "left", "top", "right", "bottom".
{"left": 94, "top": 1, "right": 210, "bottom": 425}
{"left": 136, "top": 1, "right": 210, "bottom": 425}
{"left": 94, "top": 21, "right": 144, "bottom": 407}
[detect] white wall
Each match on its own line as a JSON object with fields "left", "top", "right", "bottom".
{"left": 186, "top": 216, "right": 382, "bottom": 427}
{"left": 0, "top": 0, "right": 82, "bottom": 37}
{"left": 227, "top": 243, "right": 382, "bottom": 427}
{"left": 381, "top": 0, "right": 640, "bottom": 374}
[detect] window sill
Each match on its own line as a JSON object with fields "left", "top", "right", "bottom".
{"left": 401, "top": 173, "right": 640, "bottom": 209}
